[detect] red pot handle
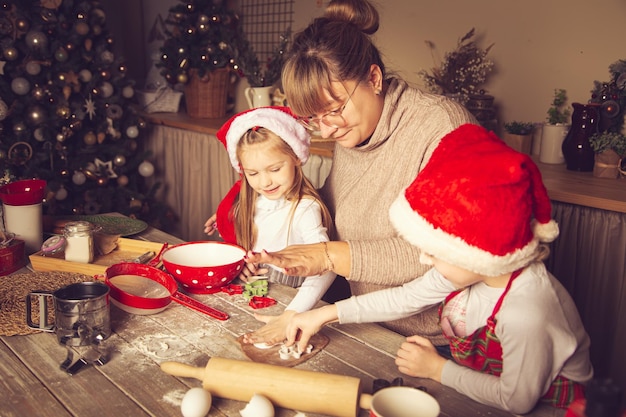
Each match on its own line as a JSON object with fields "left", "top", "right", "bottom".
{"left": 170, "top": 292, "right": 229, "bottom": 321}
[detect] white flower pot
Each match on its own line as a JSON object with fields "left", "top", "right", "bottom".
{"left": 539, "top": 124, "right": 569, "bottom": 164}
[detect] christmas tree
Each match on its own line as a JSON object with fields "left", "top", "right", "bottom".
{"left": 0, "top": 0, "right": 173, "bottom": 230}
{"left": 158, "top": 0, "right": 240, "bottom": 85}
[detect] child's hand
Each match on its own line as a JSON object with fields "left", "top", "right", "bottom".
{"left": 238, "top": 258, "right": 269, "bottom": 283}
{"left": 242, "top": 310, "right": 297, "bottom": 346}
{"left": 204, "top": 214, "right": 218, "bottom": 235}
{"left": 284, "top": 304, "right": 338, "bottom": 353}
{"left": 395, "top": 335, "right": 446, "bottom": 382}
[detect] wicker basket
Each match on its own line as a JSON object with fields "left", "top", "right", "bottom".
{"left": 184, "top": 68, "right": 230, "bottom": 118}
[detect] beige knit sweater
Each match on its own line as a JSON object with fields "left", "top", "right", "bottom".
{"left": 321, "top": 78, "right": 477, "bottom": 345}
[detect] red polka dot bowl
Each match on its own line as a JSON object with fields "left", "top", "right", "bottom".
{"left": 161, "top": 241, "right": 246, "bottom": 294}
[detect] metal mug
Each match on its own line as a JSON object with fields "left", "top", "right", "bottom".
{"left": 26, "top": 281, "right": 111, "bottom": 347}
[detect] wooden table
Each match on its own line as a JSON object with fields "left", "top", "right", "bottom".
{"left": 0, "top": 224, "right": 562, "bottom": 417}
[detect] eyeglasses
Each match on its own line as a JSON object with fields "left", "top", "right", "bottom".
{"left": 297, "top": 81, "right": 360, "bottom": 132}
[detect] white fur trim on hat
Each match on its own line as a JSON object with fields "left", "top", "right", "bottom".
{"left": 225, "top": 107, "right": 310, "bottom": 172}
{"left": 389, "top": 191, "right": 542, "bottom": 277}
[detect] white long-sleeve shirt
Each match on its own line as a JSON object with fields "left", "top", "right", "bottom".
{"left": 336, "top": 262, "right": 592, "bottom": 414}
{"left": 254, "top": 195, "right": 335, "bottom": 313}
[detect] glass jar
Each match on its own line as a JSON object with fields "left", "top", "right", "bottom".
{"left": 63, "top": 221, "right": 95, "bottom": 263}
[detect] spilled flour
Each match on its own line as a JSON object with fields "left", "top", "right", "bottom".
{"left": 132, "top": 334, "right": 190, "bottom": 359}
{"left": 162, "top": 388, "right": 185, "bottom": 407}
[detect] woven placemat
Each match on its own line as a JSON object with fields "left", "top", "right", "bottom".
{"left": 0, "top": 271, "right": 92, "bottom": 336}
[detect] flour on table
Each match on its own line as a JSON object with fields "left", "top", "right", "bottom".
{"left": 162, "top": 389, "right": 185, "bottom": 407}
{"left": 133, "top": 334, "right": 189, "bottom": 359}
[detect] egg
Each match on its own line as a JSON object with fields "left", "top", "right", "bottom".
{"left": 180, "top": 387, "right": 212, "bottom": 417}
{"left": 240, "top": 393, "right": 274, "bottom": 417}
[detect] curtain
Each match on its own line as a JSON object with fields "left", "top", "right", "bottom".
{"left": 144, "top": 125, "right": 238, "bottom": 242}
{"left": 546, "top": 201, "right": 626, "bottom": 391}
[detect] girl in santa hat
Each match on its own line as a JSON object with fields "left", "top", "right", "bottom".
{"left": 260, "top": 124, "right": 593, "bottom": 414}
{"left": 204, "top": 106, "right": 335, "bottom": 345}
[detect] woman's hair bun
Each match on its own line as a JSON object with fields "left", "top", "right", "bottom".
{"left": 324, "top": 0, "right": 379, "bottom": 35}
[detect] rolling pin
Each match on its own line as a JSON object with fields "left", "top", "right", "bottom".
{"left": 161, "top": 357, "right": 373, "bottom": 417}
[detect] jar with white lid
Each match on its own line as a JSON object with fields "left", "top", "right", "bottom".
{"left": 63, "top": 221, "right": 95, "bottom": 263}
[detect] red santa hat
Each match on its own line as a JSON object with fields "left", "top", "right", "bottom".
{"left": 389, "top": 124, "right": 559, "bottom": 276}
{"left": 216, "top": 106, "right": 311, "bottom": 173}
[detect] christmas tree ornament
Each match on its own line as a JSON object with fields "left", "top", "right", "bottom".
{"left": 11, "top": 77, "right": 30, "bottom": 95}
{"left": 78, "top": 69, "right": 92, "bottom": 82}
{"left": 25, "top": 30, "right": 47, "bottom": 49}
{"left": 26, "top": 105, "right": 47, "bottom": 125}
{"left": 55, "top": 105, "right": 70, "bottom": 119}
{"left": 117, "top": 175, "right": 129, "bottom": 187}
{"left": 25, "top": 61, "right": 41, "bottom": 75}
{"left": 83, "top": 131, "right": 96, "bottom": 146}
{"left": 69, "top": 119, "right": 82, "bottom": 131}
{"left": 31, "top": 86, "right": 45, "bottom": 100}
{"left": 176, "top": 72, "right": 188, "bottom": 84}
{"left": 95, "top": 158, "right": 117, "bottom": 178}
{"left": 113, "top": 155, "right": 126, "bottom": 166}
{"left": 100, "top": 50, "right": 114, "bottom": 64}
{"left": 41, "top": 0, "right": 62, "bottom": 9}
{"left": 0, "top": 98, "right": 8, "bottom": 120}
{"left": 83, "top": 169, "right": 97, "bottom": 180}
{"left": 33, "top": 127, "right": 45, "bottom": 141}
{"left": 126, "top": 125, "right": 139, "bottom": 138}
{"left": 75, "top": 21, "right": 89, "bottom": 36}
{"left": 62, "top": 85, "right": 71, "bottom": 100}
{"left": 105, "top": 103, "right": 123, "bottom": 119}
{"left": 3, "top": 46, "right": 18, "bottom": 61}
{"left": 84, "top": 37, "right": 92, "bottom": 51}
{"left": 7, "top": 141, "right": 33, "bottom": 164}
{"left": 54, "top": 47, "right": 68, "bottom": 62}
{"left": 55, "top": 186, "right": 67, "bottom": 200}
{"left": 72, "top": 170, "right": 86, "bottom": 185}
{"left": 100, "top": 81, "right": 113, "bottom": 98}
{"left": 122, "top": 85, "right": 134, "bottom": 98}
{"left": 12, "top": 122, "right": 26, "bottom": 135}
{"left": 138, "top": 160, "right": 155, "bottom": 177}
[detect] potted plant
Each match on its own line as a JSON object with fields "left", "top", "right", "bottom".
{"left": 418, "top": 28, "right": 495, "bottom": 105}
{"left": 502, "top": 121, "right": 534, "bottom": 154}
{"left": 158, "top": 0, "right": 242, "bottom": 118}
{"left": 540, "top": 88, "right": 571, "bottom": 164}
{"left": 589, "top": 131, "right": 626, "bottom": 178}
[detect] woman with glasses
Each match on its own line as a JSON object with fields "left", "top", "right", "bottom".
{"left": 243, "top": 0, "right": 477, "bottom": 348}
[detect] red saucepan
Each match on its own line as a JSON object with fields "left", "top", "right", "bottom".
{"left": 104, "top": 262, "right": 229, "bottom": 320}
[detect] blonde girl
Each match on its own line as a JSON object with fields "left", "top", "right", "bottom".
{"left": 205, "top": 106, "right": 335, "bottom": 345}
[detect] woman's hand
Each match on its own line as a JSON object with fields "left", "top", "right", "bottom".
{"left": 242, "top": 310, "right": 298, "bottom": 346}
{"left": 204, "top": 214, "right": 218, "bottom": 236}
{"left": 246, "top": 242, "right": 340, "bottom": 277}
{"left": 284, "top": 304, "right": 338, "bottom": 353}
{"left": 395, "top": 335, "right": 446, "bottom": 382}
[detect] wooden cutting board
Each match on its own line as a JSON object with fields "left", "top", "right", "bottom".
{"left": 29, "top": 238, "right": 164, "bottom": 276}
